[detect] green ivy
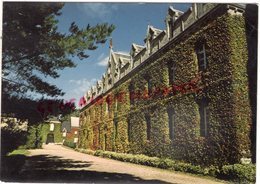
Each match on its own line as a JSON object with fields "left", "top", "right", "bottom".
{"left": 79, "top": 12, "right": 252, "bottom": 167}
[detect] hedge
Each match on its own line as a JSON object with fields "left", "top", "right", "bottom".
{"left": 77, "top": 148, "right": 255, "bottom": 183}
{"left": 63, "top": 140, "right": 76, "bottom": 149}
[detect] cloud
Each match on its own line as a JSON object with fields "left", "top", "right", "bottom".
{"left": 97, "top": 53, "right": 109, "bottom": 66}
{"left": 64, "top": 78, "right": 98, "bottom": 108}
{"left": 69, "top": 78, "right": 97, "bottom": 95}
{"left": 117, "top": 51, "right": 130, "bottom": 55}
{"left": 76, "top": 3, "right": 118, "bottom": 20}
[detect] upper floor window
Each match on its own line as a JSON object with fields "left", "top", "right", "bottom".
{"left": 129, "top": 83, "right": 135, "bottom": 105}
{"left": 167, "top": 62, "right": 175, "bottom": 85}
{"left": 198, "top": 98, "right": 209, "bottom": 137}
{"left": 114, "top": 96, "right": 118, "bottom": 111}
{"left": 145, "top": 78, "right": 153, "bottom": 97}
{"left": 105, "top": 102, "right": 109, "bottom": 114}
{"left": 196, "top": 43, "right": 207, "bottom": 71}
{"left": 113, "top": 119, "right": 118, "bottom": 140}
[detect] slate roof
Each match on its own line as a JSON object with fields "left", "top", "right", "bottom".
{"left": 61, "top": 120, "right": 71, "bottom": 132}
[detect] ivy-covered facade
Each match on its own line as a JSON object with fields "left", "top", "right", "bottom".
{"left": 78, "top": 3, "right": 257, "bottom": 166}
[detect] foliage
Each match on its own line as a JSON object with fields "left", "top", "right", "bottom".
{"left": 53, "top": 123, "right": 63, "bottom": 143}
{"left": 1, "top": 117, "right": 27, "bottom": 156}
{"left": 25, "top": 122, "right": 63, "bottom": 148}
{"left": 61, "top": 109, "right": 80, "bottom": 122}
{"left": 2, "top": 2, "right": 115, "bottom": 97}
{"left": 25, "top": 125, "right": 42, "bottom": 149}
{"left": 77, "top": 148, "right": 255, "bottom": 183}
{"left": 7, "top": 149, "right": 30, "bottom": 156}
{"left": 93, "top": 150, "right": 210, "bottom": 175}
{"left": 39, "top": 123, "right": 50, "bottom": 144}
{"left": 79, "top": 10, "right": 252, "bottom": 167}
{"left": 38, "top": 123, "right": 62, "bottom": 144}
{"left": 63, "top": 140, "right": 76, "bottom": 149}
{"left": 2, "top": 94, "right": 77, "bottom": 125}
{"left": 75, "top": 148, "right": 95, "bottom": 155}
{"left": 220, "top": 164, "right": 256, "bottom": 183}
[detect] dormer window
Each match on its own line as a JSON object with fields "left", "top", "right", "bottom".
{"left": 131, "top": 48, "right": 136, "bottom": 58}
{"left": 108, "top": 78, "right": 112, "bottom": 85}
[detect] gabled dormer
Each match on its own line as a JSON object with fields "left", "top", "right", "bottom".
{"left": 101, "top": 73, "right": 106, "bottom": 92}
{"left": 130, "top": 43, "right": 145, "bottom": 58}
{"left": 144, "top": 26, "right": 163, "bottom": 49}
{"left": 144, "top": 25, "right": 166, "bottom": 55}
{"left": 96, "top": 80, "right": 103, "bottom": 95}
{"left": 91, "top": 86, "right": 97, "bottom": 98}
{"left": 87, "top": 90, "right": 92, "bottom": 101}
{"left": 112, "top": 51, "right": 131, "bottom": 81}
{"left": 166, "top": 6, "right": 184, "bottom": 39}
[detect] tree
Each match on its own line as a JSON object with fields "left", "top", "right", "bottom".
{"left": 2, "top": 2, "right": 115, "bottom": 97}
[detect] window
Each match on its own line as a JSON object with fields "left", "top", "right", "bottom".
{"left": 88, "top": 113, "right": 90, "bottom": 122}
{"left": 196, "top": 43, "right": 207, "bottom": 71}
{"left": 129, "top": 83, "right": 135, "bottom": 105}
{"left": 93, "top": 109, "right": 95, "bottom": 118}
{"left": 114, "top": 97, "right": 118, "bottom": 111}
{"left": 199, "top": 98, "right": 209, "bottom": 137}
{"left": 98, "top": 126, "right": 101, "bottom": 144}
{"left": 50, "top": 123, "right": 54, "bottom": 131}
{"left": 74, "top": 131, "right": 78, "bottom": 135}
{"left": 127, "top": 119, "right": 131, "bottom": 142}
{"left": 74, "top": 137, "right": 78, "bottom": 143}
{"left": 168, "top": 62, "right": 175, "bottom": 85}
{"left": 114, "top": 119, "right": 118, "bottom": 139}
{"left": 105, "top": 102, "right": 109, "bottom": 114}
{"left": 145, "top": 114, "right": 151, "bottom": 140}
{"left": 167, "top": 107, "right": 175, "bottom": 140}
{"left": 104, "top": 134, "right": 107, "bottom": 150}
{"left": 147, "top": 79, "right": 152, "bottom": 96}
{"left": 144, "top": 76, "right": 152, "bottom": 97}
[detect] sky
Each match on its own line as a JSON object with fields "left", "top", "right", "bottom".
{"left": 48, "top": 3, "right": 191, "bottom": 107}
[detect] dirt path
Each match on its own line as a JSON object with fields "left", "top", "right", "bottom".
{"left": 19, "top": 144, "right": 225, "bottom": 183}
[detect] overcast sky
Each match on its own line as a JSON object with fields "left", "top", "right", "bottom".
{"left": 47, "top": 3, "right": 191, "bottom": 107}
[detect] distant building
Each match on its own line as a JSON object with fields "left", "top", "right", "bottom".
{"left": 45, "top": 116, "right": 62, "bottom": 144}
{"left": 62, "top": 117, "right": 79, "bottom": 144}
{"left": 78, "top": 3, "right": 257, "bottom": 166}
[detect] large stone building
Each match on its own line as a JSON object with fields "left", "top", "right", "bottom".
{"left": 78, "top": 3, "right": 257, "bottom": 166}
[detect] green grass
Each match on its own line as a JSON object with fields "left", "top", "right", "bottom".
{"left": 8, "top": 149, "right": 30, "bottom": 156}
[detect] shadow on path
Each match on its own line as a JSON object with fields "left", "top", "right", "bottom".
{"left": 1, "top": 154, "right": 171, "bottom": 183}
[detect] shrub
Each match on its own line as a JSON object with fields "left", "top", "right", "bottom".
{"left": 220, "top": 164, "right": 256, "bottom": 183}
{"left": 63, "top": 140, "right": 76, "bottom": 149}
{"left": 25, "top": 125, "right": 42, "bottom": 149}
{"left": 1, "top": 119, "right": 27, "bottom": 156}
{"left": 76, "top": 148, "right": 95, "bottom": 155}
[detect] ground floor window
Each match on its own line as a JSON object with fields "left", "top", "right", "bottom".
{"left": 167, "top": 107, "right": 175, "bottom": 140}
{"left": 145, "top": 114, "right": 151, "bottom": 140}
{"left": 198, "top": 98, "right": 209, "bottom": 137}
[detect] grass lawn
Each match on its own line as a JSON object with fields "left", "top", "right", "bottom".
{"left": 1, "top": 148, "right": 30, "bottom": 182}
{"left": 7, "top": 149, "right": 30, "bottom": 156}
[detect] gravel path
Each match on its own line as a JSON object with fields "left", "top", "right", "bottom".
{"left": 21, "top": 144, "right": 225, "bottom": 183}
